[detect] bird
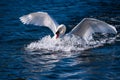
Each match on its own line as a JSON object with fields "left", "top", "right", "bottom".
{"left": 20, "top": 12, "right": 117, "bottom": 42}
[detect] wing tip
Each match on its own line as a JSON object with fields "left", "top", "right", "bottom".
{"left": 19, "top": 16, "right": 27, "bottom": 24}
{"left": 19, "top": 11, "right": 49, "bottom": 24}
{"left": 19, "top": 14, "right": 32, "bottom": 25}
{"left": 109, "top": 25, "right": 117, "bottom": 34}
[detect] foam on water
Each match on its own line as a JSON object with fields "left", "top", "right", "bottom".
{"left": 26, "top": 34, "right": 117, "bottom": 52}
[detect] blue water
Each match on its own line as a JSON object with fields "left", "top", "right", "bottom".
{"left": 0, "top": 0, "right": 120, "bottom": 80}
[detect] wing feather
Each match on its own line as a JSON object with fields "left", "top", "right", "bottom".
{"left": 70, "top": 18, "right": 117, "bottom": 41}
{"left": 19, "top": 12, "right": 59, "bottom": 34}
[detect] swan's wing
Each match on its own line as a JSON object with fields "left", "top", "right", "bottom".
{"left": 70, "top": 18, "right": 117, "bottom": 41}
{"left": 19, "top": 12, "right": 59, "bottom": 34}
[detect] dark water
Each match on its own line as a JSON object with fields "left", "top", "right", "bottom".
{"left": 0, "top": 0, "right": 120, "bottom": 80}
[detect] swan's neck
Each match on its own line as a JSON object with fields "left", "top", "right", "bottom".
{"left": 54, "top": 24, "right": 66, "bottom": 39}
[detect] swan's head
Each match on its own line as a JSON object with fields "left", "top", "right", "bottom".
{"left": 54, "top": 24, "right": 66, "bottom": 39}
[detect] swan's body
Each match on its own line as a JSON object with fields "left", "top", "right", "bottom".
{"left": 20, "top": 12, "right": 117, "bottom": 42}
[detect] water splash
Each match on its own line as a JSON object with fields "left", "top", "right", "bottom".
{"left": 26, "top": 34, "right": 116, "bottom": 52}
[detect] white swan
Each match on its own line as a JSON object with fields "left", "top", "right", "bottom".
{"left": 20, "top": 12, "right": 117, "bottom": 42}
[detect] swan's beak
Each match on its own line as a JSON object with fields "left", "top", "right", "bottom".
{"left": 56, "top": 31, "right": 60, "bottom": 39}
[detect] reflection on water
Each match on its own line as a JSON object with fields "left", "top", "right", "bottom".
{"left": 0, "top": 0, "right": 120, "bottom": 80}
{"left": 23, "top": 50, "right": 120, "bottom": 80}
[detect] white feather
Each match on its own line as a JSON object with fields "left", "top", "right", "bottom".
{"left": 19, "top": 12, "right": 59, "bottom": 34}
{"left": 70, "top": 18, "right": 117, "bottom": 41}
{"left": 20, "top": 12, "right": 117, "bottom": 42}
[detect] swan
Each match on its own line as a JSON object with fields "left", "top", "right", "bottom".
{"left": 20, "top": 12, "right": 117, "bottom": 42}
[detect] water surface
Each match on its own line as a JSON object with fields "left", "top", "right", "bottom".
{"left": 0, "top": 0, "right": 120, "bottom": 80}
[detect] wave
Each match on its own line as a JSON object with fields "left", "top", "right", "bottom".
{"left": 25, "top": 34, "right": 117, "bottom": 52}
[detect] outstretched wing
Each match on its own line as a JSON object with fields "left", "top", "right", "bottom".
{"left": 20, "top": 12, "right": 59, "bottom": 34}
{"left": 70, "top": 18, "right": 117, "bottom": 41}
